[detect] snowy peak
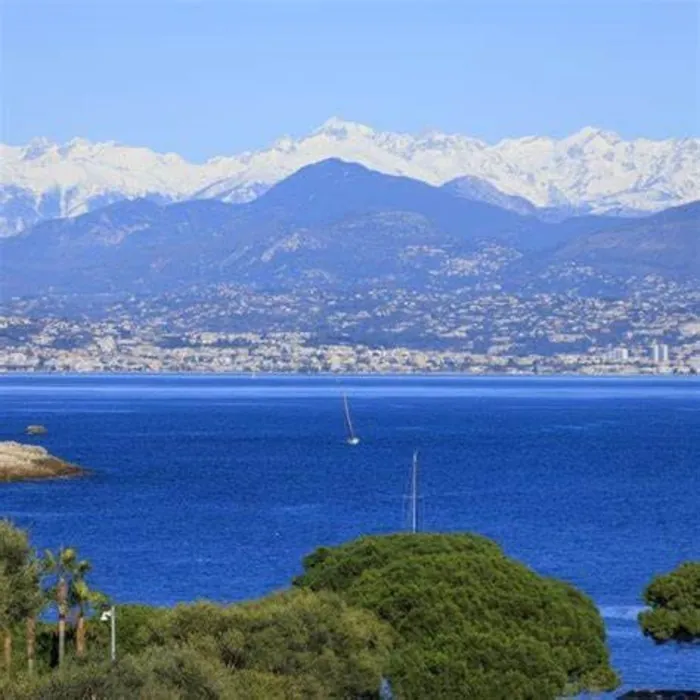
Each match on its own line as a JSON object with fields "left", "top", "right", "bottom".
{"left": 312, "top": 116, "right": 376, "bottom": 139}
{"left": 1, "top": 119, "right": 699, "bottom": 237}
{"left": 567, "top": 125, "right": 621, "bottom": 142}
{"left": 560, "top": 126, "right": 624, "bottom": 154}
{"left": 21, "top": 137, "right": 58, "bottom": 160}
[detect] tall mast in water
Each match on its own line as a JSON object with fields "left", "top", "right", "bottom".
{"left": 411, "top": 450, "right": 419, "bottom": 534}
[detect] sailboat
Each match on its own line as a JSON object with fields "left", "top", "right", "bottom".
{"left": 342, "top": 394, "right": 360, "bottom": 445}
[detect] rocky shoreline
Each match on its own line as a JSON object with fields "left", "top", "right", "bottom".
{"left": 0, "top": 442, "right": 85, "bottom": 482}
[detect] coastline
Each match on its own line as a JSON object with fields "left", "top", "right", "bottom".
{"left": 0, "top": 369, "right": 696, "bottom": 379}
{"left": 0, "top": 441, "right": 86, "bottom": 483}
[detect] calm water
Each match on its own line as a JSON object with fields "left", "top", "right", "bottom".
{"left": 1, "top": 375, "right": 698, "bottom": 694}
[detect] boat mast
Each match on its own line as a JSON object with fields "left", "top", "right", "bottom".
{"left": 343, "top": 394, "right": 355, "bottom": 440}
{"left": 411, "top": 450, "right": 419, "bottom": 534}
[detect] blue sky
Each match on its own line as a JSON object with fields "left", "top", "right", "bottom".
{"left": 1, "top": 0, "right": 697, "bottom": 160}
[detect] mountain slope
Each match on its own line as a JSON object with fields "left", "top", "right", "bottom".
{"left": 1, "top": 161, "right": 696, "bottom": 301}
{"left": 442, "top": 176, "right": 539, "bottom": 216}
{"left": 245, "top": 159, "right": 528, "bottom": 237}
{"left": 2, "top": 119, "right": 698, "bottom": 236}
{"left": 0, "top": 160, "right": 535, "bottom": 297}
{"left": 550, "top": 201, "right": 700, "bottom": 277}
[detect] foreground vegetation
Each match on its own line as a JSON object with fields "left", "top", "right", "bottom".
{"left": 0, "top": 521, "right": 626, "bottom": 698}
{"left": 639, "top": 561, "right": 700, "bottom": 644}
{"left": 294, "top": 533, "right": 619, "bottom": 698}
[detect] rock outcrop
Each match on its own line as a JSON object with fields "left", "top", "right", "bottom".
{"left": 0, "top": 442, "right": 84, "bottom": 482}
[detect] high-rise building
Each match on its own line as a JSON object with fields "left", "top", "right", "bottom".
{"left": 606, "top": 347, "right": 629, "bottom": 362}
{"left": 651, "top": 343, "right": 670, "bottom": 364}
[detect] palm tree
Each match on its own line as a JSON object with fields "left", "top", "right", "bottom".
{"left": 69, "top": 561, "right": 107, "bottom": 658}
{"left": 0, "top": 566, "right": 12, "bottom": 674}
{"left": 22, "top": 557, "right": 45, "bottom": 675}
{"left": 25, "top": 616, "right": 36, "bottom": 675}
{"left": 43, "top": 547, "right": 80, "bottom": 667}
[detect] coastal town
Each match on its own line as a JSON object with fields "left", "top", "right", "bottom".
{"left": 2, "top": 276, "right": 698, "bottom": 375}
{"left": 3, "top": 324, "right": 698, "bottom": 375}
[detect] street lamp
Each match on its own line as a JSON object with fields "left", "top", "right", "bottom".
{"left": 100, "top": 606, "right": 116, "bottom": 663}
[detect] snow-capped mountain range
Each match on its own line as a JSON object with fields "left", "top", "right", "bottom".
{"left": 1, "top": 117, "right": 698, "bottom": 236}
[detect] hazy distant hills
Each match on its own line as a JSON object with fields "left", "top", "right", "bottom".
{"left": 1, "top": 159, "right": 697, "bottom": 300}
{"left": 1, "top": 118, "right": 699, "bottom": 236}
{"left": 551, "top": 201, "right": 700, "bottom": 277}
{"left": 442, "top": 176, "right": 539, "bottom": 217}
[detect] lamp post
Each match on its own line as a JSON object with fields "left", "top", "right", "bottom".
{"left": 100, "top": 606, "right": 116, "bottom": 663}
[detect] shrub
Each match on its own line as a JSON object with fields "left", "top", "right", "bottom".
{"left": 639, "top": 561, "right": 700, "bottom": 643}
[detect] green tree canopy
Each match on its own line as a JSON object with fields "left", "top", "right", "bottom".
{"left": 153, "top": 589, "right": 393, "bottom": 698}
{"left": 0, "top": 520, "right": 37, "bottom": 622}
{"left": 10, "top": 589, "right": 392, "bottom": 699}
{"left": 294, "top": 533, "right": 619, "bottom": 700}
{"left": 0, "top": 520, "right": 42, "bottom": 674}
{"left": 638, "top": 561, "right": 700, "bottom": 643}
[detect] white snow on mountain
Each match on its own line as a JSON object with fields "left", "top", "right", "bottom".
{"left": 1, "top": 117, "right": 698, "bottom": 236}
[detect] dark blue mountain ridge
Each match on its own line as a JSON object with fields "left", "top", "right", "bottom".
{"left": 6, "top": 158, "right": 634, "bottom": 249}
{"left": 7, "top": 158, "right": 530, "bottom": 249}
{"left": 550, "top": 200, "right": 700, "bottom": 276}
{"left": 10, "top": 197, "right": 240, "bottom": 245}
{"left": 246, "top": 158, "right": 528, "bottom": 236}
{"left": 13, "top": 197, "right": 166, "bottom": 245}
{"left": 245, "top": 159, "right": 697, "bottom": 260}
{"left": 0, "top": 159, "right": 539, "bottom": 296}
{"left": 0, "top": 159, "right": 696, "bottom": 299}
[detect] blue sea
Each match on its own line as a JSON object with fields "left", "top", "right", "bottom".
{"left": 1, "top": 374, "right": 698, "bottom": 695}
